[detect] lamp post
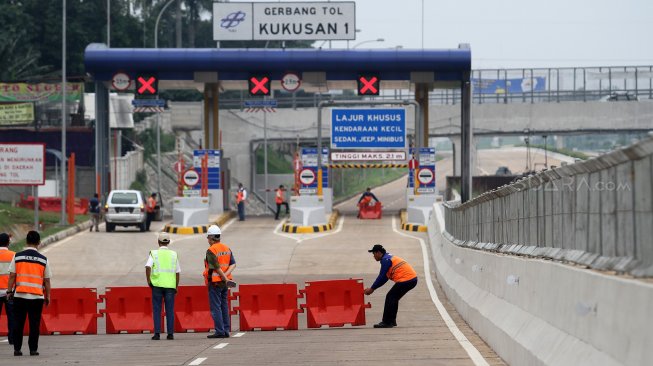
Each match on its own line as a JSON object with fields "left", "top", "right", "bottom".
{"left": 352, "top": 38, "right": 385, "bottom": 49}
{"left": 60, "top": 0, "right": 67, "bottom": 225}
{"left": 154, "top": 0, "right": 176, "bottom": 48}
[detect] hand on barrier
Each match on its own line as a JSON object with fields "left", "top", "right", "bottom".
{"left": 363, "top": 287, "right": 374, "bottom": 296}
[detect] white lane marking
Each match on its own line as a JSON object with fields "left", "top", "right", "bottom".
{"left": 232, "top": 332, "right": 245, "bottom": 338}
{"left": 391, "top": 216, "right": 489, "bottom": 366}
{"left": 0, "top": 339, "right": 7, "bottom": 343}
{"left": 189, "top": 357, "right": 207, "bottom": 365}
{"left": 213, "top": 343, "right": 228, "bottom": 349}
{"left": 220, "top": 217, "right": 237, "bottom": 231}
{"left": 272, "top": 216, "right": 344, "bottom": 243}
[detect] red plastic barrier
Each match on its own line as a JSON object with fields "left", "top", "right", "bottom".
{"left": 174, "top": 285, "right": 233, "bottom": 333}
{"left": 17, "top": 194, "right": 89, "bottom": 215}
{"left": 233, "top": 284, "right": 303, "bottom": 331}
{"left": 358, "top": 202, "right": 382, "bottom": 219}
{"left": 100, "top": 287, "right": 160, "bottom": 334}
{"left": 41, "top": 288, "right": 101, "bottom": 334}
{"left": 300, "top": 279, "right": 371, "bottom": 328}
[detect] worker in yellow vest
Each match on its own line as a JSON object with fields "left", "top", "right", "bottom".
{"left": 6, "top": 231, "right": 51, "bottom": 356}
{"left": 145, "top": 232, "right": 180, "bottom": 340}
{"left": 0, "top": 233, "right": 16, "bottom": 345}
{"left": 203, "top": 225, "right": 236, "bottom": 338}
{"left": 364, "top": 244, "right": 418, "bottom": 328}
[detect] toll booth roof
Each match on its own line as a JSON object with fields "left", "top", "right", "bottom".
{"left": 84, "top": 43, "right": 471, "bottom": 84}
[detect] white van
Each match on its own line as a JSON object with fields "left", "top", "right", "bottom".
{"left": 104, "top": 190, "right": 146, "bottom": 232}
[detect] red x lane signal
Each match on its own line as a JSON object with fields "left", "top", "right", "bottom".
{"left": 357, "top": 75, "right": 380, "bottom": 95}
{"left": 248, "top": 75, "right": 271, "bottom": 96}
{"left": 136, "top": 74, "right": 158, "bottom": 95}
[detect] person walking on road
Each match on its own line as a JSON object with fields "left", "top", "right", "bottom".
{"left": 203, "top": 225, "right": 236, "bottom": 338}
{"left": 0, "top": 233, "right": 16, "bottom": 345}
{"left": 146, "top": 193, "right": 157, "bottom": 231}
{"left": 145, "top": 232, "right": 180, "bottom": 340}
{"left": 89, "top": 193, "right": 101, "bottom": 232}
{"left": 274, "top": 185, "right": 290, "bottom": 220}
{"left": 236, "top": 184, "right": 247, "bottom": 221}
{"left": 364, "top": 244, "right": 418, "bottom": 328}
{"left": 6, "top": 231, "right": 51, "bottom": 356}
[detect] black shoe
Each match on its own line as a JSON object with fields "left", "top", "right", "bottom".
{"left": 30, "top": 351, "right": 39, "bottom": 356}
{"left": 14, "top": 351, "right": 22, "bottom": 356}
{"left": 207, "top": 333, "right": 228, "bottom": 339}
{"left": 166, "top": 334, "right": 174, "bottom": 340}
{"left": 8, "top": 340, "right": 13, "bottom": 345}
{"left": 392, "top": 321, "right": 397, "bottom": 326}
{"left": 223, "top": 332, "right": 230, "bottom": 338}
{"left": 151, "top": 333, "right": 160, "bottom": 340}
{"left": 373, "top": 322, "right": 394, "bottom": 328}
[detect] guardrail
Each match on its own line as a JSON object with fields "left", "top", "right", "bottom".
{"left": 443, "top": 136, "right": 653, "bottom": 277}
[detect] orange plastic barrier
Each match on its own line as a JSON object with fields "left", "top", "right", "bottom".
{"left": 100, "top": 286, "right": 159, "bottom": 334}
{"left": 300, "top": 279, "right": 371, "bottom": 328}
{"left": 17, "top": 194, "right": 89, "bottom": 215}
{"left": 358, "top": 201, "right": 382, "bottom": 219}
{"left": 233, "top": 284, "right": 303, "bottom": 331}
{"left": 41, "top": 288, "right": 101, "bottom": 334}
{"left": 174, "top": 285, "right": 234, "bottom": 333}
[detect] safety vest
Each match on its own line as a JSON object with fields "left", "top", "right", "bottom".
{"left": 147, "top": 197, "right": 157, "bottom": 213}
{"left": 386, "top": 255, "right": 417, "bottom": 283}
{"left": 149, "top": 248, "right": 178, "bottom": 289}
{"left": 275, "top": 189, "right": 284, "bottom": 204}
{"left": 236, "top": 191, "right": 244, "bottom": 204}
{"left": 14, "top": 249, "right": 47, "bottom": 296}
{"left": 203, "top": 243, "right": 233, "bottom": 285}
{"left": 0, "top": 249, "right": 16, "bottom": 290}
{"left": 361, "top": 195, "right": 372, "bottom": 205}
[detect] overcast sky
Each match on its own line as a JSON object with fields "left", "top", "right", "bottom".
{"left": 247, "top": 0, "right": 653, "bottom": 70}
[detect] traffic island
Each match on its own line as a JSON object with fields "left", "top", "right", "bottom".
{"left": 400, "top": 210, "right": 427, "bottom": 232}
{"left": 282, "top": 210, "right": 339, "bottom": 234}
{"left": 163, "top": 224, "right": 208, "bottom": 235}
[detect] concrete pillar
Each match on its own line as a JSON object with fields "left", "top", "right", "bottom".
{"left": 450, "top": 135, "right": 477, "bottom": 177}
{"left": 415, "top": 84, "right": 429, "bottom": 148}
{"left": 203, "top": 83, "right": 220, "bottom": 149}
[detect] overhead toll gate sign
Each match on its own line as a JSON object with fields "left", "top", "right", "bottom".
{"left": 213, "top": 2, "right": 356, "bottom": 41}
{"left": 331, "top": 109, "right": 406, "bottom": 149}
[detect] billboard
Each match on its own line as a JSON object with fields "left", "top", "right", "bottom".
{"left": 214, "top": 2, "right": 356, "bottom": 41}
{"left": 472, "top": 77, "right": 546, "bottom": 94}
{"left": 0, "top": 143, "right": 45, "bottom": 186}
{"left": 0, "top": 103, "right": 34, "bottom": 125}
{"left": 0, "top": 83, "right": 83, "bottom": 102}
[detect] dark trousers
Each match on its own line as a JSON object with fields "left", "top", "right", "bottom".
{"left": 382, "top": 278, "right": 418, "bottom": 325}
{"left": 146, "top": 212, "right": 155, "bottom": 231}
{"left": 237, "top": 202, "right": 245, "bottom": 221}
{"left": 0, "top": 296, "right": 15, "bottom": 343}
{"left": 275, "top": 202, "right": 289, "bottom": 219}
{"left": 12, "top": 297, "right": 44, "bottom": 353}
{"left": 151, "top": 287, "right": 176, "bottom": 335}
{"left": 208, "top": 284, "right": 230, "bottom": 335}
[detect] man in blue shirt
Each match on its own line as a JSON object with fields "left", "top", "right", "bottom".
{"left": 89, "top": 193, "right": 100, "bottom": 232}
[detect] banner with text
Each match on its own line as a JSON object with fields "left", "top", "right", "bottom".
{"left": 472, "top": 77, "right": 546, "bottom": 94}
{"left": 0, "top": 83, "right": 83, "bottom": 102}
{"left": 331, "top": 108, "right": 406, "bottom": 149}
{"left": 0, "top": 103, "right": 34, "bottom": 125}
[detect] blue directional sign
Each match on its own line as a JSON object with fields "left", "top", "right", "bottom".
{"left": 408, "top": 147, "right": 436, "bottom": 194}
{"left": 243, "top": 99, "right": 278, "bottom": 108}
{"left": 131, "top": 99, "right": 166, "bottom": 107}
{"left": 331, "top": 109, "right": 406, "bottom": 149}
{"left": 299, "top": 147, "right": 328, "bottom": 195}
{"left": 193, "top": 149, "right": 221, "bottom": 190}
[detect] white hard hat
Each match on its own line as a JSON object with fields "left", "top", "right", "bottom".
{"left": 207, "top": 225, "right": 221, "bottom": 236}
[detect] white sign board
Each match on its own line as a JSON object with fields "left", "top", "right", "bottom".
{"left": 183, "top": 169, "right": 200, "bottom": 187}
{"left": 214, "top": 2, "right": 356, "bottom": 41}
{"left": 0, "top": 143, "right": 45, "bottom": 185}
{"left": 417, "top": 168, "right": 434, "bottom": 185}
{"left": 299, "top": 168, "right": 316, "bottom": 185}
{"left": 331, "top": 151, "right": 406, "bottom": 161}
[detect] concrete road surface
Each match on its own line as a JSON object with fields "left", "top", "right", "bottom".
{"left": 2, "top": 201, "right": 505, "bottom": 365}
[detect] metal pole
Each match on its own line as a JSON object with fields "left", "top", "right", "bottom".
{"left": 461, "top": 72, "right": 472, "bottom": 202}
{"left": 421, "top": 0, "right": 424, "bottom": 49}
{"left": 264, "top": 99, "right": 269, "bottom": 209}
{"left": 61, "top": 0, "right": 67, "bottom": 225}
{"left": 544, "top": 135, "right": 548, "bottom": 169}
{"left": 107, "top": 0, "right": 110, "bottom": 46}
{"left": 34, "top": 186, "right": 39, "bottom": 231}
{"left": 154, "top": 0, "right": 176, "bottom": 48}
{"left": 157, "top": 111, "right": 162, "bottom": 200}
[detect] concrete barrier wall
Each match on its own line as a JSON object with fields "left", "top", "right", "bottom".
{"left": 444, "top": 136, "right": 653, "bottom": 277}
{"left": 429, "top": 204, "right": 653, "bottom": 366}
{"left": 109, "top": 148, "right": 144, "bottom": 190}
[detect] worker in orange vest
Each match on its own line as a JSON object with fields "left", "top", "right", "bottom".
{"left": 6, "top": 231, "right": 52, "bottom": 356}
{"left": 146, "top": 193, "right": 157, "bottom": 231}
{"left": 274, "top": 185, "right": 289, "bottom": 220}
{"left": 235, "top": 183, "right": 247, "bottom": 221}
{"left": 364, "top": 244, "right": 418, "bottom": 328}
{"left": 0, "top": 233, "right": 16, "bottom": 345}
{"left": 203, "top": 225, "right": 236, "bottom": 338}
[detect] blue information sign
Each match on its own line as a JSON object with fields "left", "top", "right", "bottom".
{"left": 331, "top": 109, "right": 406, "bottom": 149}
{"left": 193, "top": 150, "right": 221, "bottom": 190}
{"left": 299, "top": 148, "right": 328, "bottom": 194}
{"left": 243, "top": 99, "right": 278, "bottom": 108}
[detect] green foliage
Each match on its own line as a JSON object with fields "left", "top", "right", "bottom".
{"left": 256, "top": 146, "right": 293, "bottom": 174}
{"left": 331, "top": 169, "right": 406, "bottom": 201}
{"left": 135, "top": 128, "right": 176, "bottom": 158}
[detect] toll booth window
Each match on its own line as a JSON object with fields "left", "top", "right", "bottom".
{"left": 111, "top": 193, "right": 138, "bottom": 204}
